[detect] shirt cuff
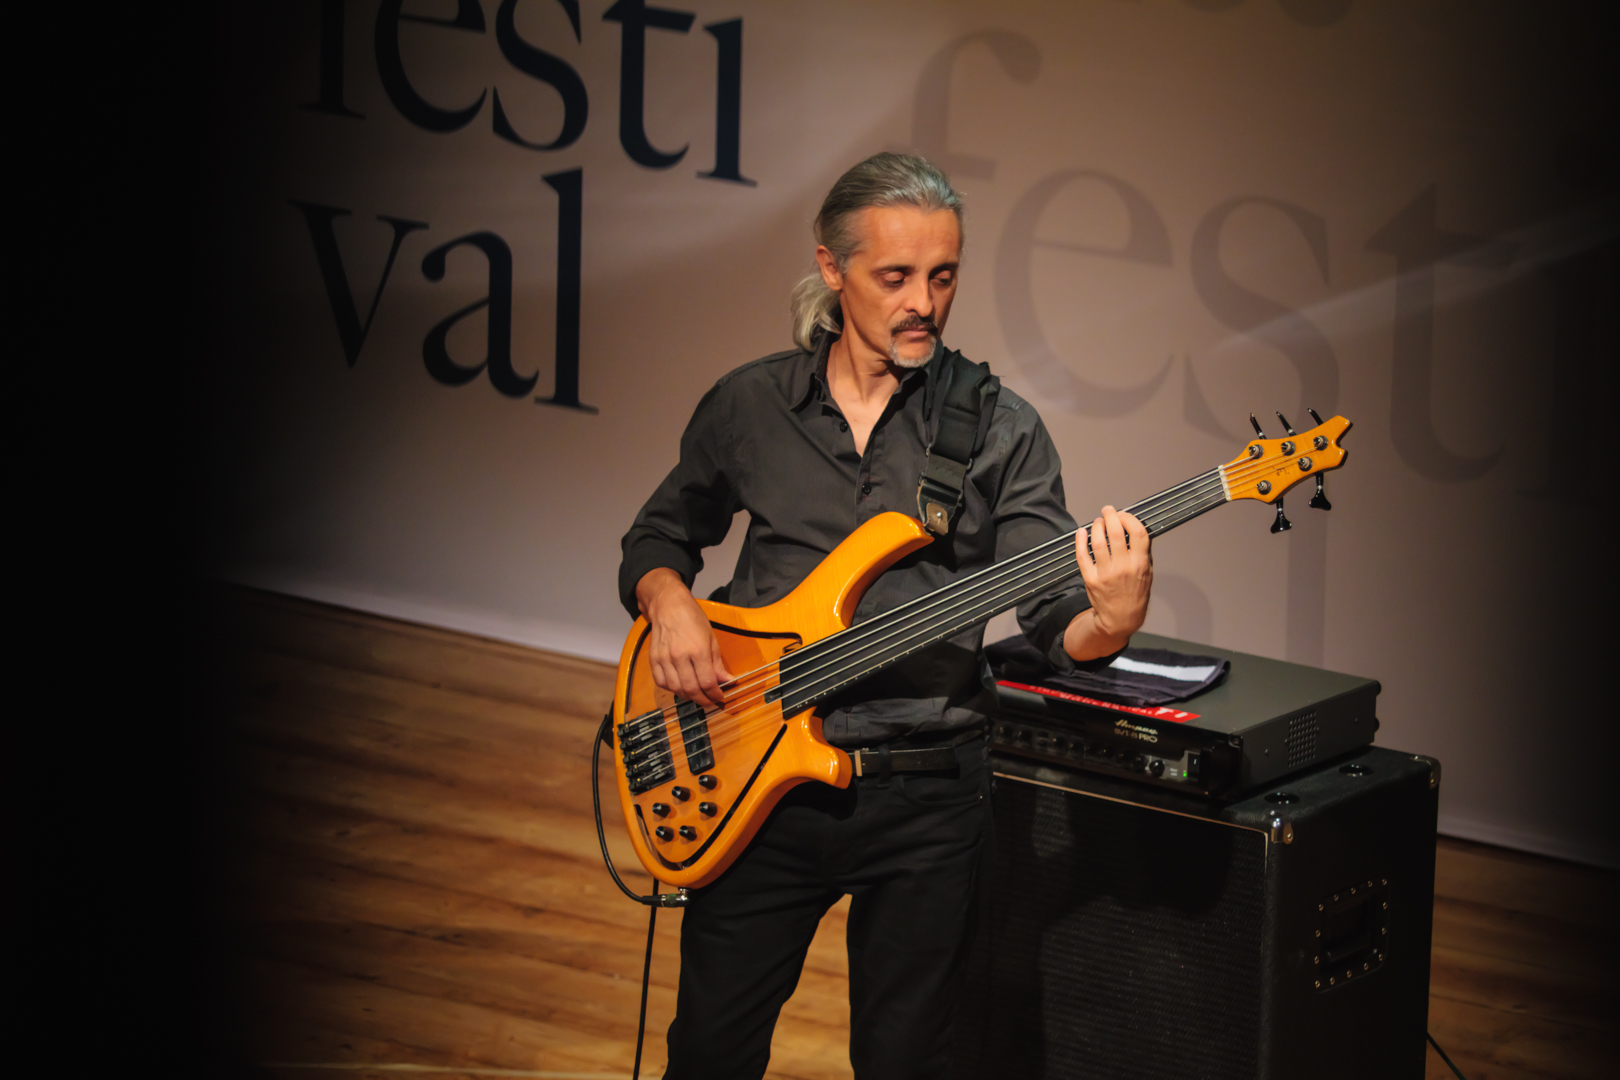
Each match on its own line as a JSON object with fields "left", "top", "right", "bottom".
{"left": 1028, "top": 590, "right": 1125, "bottom": 674}
{"left": 618, "top": 534, "right": 702, "bottom": 619}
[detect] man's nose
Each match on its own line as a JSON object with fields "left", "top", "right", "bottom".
{"left": 903, "top": 275, "right": 934, "bottom": 317}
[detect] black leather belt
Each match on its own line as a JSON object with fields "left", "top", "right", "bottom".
{"left": 849, "top": 729, "right": 983, "bottom": 781}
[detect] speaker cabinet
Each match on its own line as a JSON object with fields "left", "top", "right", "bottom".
{"left": 953, "top": 746, "right": 1439, "bottom": 1080}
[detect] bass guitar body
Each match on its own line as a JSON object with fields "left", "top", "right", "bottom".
{"left": 611, "top": 512, "right": 935, "bottom": 890}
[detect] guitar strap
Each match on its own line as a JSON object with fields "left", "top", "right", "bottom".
{"left": 917, "top": 349, "right": 999, "bottom": 535}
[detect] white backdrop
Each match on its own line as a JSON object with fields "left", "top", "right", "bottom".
{"left": 200, "top": 0, "right": 1616, "bottom": 866}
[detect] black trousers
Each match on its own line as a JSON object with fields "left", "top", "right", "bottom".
{"left": 662, "top": 734, "right": 990, "bottom": 1080}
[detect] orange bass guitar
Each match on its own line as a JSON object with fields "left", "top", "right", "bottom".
{"left": 610, "top": 413, "right": 1351, "bottom": 889}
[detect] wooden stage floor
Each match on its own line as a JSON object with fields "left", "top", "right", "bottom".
{"left": 202, "top": 586, "right": 1616, "bottom": 1080}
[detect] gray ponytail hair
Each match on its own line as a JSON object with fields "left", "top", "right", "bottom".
{"left": 790, "top": 153, "right": 964, "bottom": 352}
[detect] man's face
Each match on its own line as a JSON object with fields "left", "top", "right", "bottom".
{"left": 818, "top": 205, "right": 960, "bottom": 369}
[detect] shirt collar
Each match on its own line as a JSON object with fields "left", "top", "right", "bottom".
{"left": 794, "top": 336, "right": 944, "bottom": 412}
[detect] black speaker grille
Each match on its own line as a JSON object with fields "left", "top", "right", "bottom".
{"left": 955, "top": 778, "right": 1266, "bottom": 1080}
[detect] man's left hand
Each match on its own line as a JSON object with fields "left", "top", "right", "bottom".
{"left": 1064, "top": 505, "right": 1153, "bottom": 661}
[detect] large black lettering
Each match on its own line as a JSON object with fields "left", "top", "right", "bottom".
{"left": 994, "top": 170, "right": 1173, "bottom": 415}
{"left": 290, "top": 201, "right": 428, "bottom": 367}
{"left": 421, "top": 232, "right": 537, "bottom": 397}
{"left": 536, "top": 169, "right": 596, "bottom": 412}
{"left": 1365, "top": 185, "right": 1514, "bottom": 482}
{"left": 493, "top": 0, "right": 589, "bottom": 151}
{"left": 910, "top": 31, "right": 1040, "bottom": 181}
{"left": 697, "top": 19, "right": 753, "bottom": 185}
{"left": 301, "top": 0, "right": 363, "bottom": 118}
{"left": 602, "top": 0, "right": 695, "bottom": 169}
{"left": 375, "top": 0, "right": 488, "bottom": 133}
{"left": 1190, "top": 195, "right": 1338, "bottom": 416}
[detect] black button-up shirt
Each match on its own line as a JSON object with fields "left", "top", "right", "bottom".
{"left": 618, "top": 340, "right": 1093, "bottom": 747}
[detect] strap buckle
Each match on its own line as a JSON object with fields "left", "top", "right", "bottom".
{"left": 917, "top": 450, "right": 971, "bottom": 535}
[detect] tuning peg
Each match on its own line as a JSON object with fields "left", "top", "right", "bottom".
{"left": 1271, "top": 497, "right": 1292, "bottom": 533}
{"left": 1249, "top": 414, "right": 1268, "bottom": 439}
{"left": 1307, "top": 408, "right": 1325, "bottom": 426}
{"left": 1276, "top": 412, "right": 1296, "bottom": 436}
{"left": 1310, "top": 474, "right": 1332, "bottom": 511}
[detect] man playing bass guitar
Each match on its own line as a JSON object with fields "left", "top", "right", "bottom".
{"left": 618, "top": 152, "right": 1154, "bottom": 1080}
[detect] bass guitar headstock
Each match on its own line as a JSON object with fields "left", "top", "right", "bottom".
{"left": 1221, "top": 410, "right": 1350, "bottom": 533}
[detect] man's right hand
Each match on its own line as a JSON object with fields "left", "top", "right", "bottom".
{"left": 635, "top": 568, "right": 734, "bottom": 709}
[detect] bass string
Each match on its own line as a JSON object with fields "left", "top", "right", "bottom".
{"left": 627, "top": 528, "right": 1136, "bottom": 777}
{"left": 636, "top": 470, "right": 1227, "bottom": 761}
{"left": 771, "top": 485, "right": 1228, "bottom": 713}
{"left": 644, "top": 463, "right": 1229, "bottom": 728}
{"left": 739, "top": 436, "right": 1318, "bottom": 708}
{"left": 749, "top": 469, "right": 1224, "bottom": 695}
{"left": 627, "top": 450, "right": 1333, "bottom": 791}
{"left": 626, "top": 538, "right": 1088, "bottom": 772}
{"left": 623, "top": 470, "right": 1229, "bottom": 764}
{"left": 626, "top": 476, "right": 1231, "bottom": 773}
{"left": 627, "top": 445, "right": 1331, "bottom": 774}
{"left": 623, "top": 498, "right": 1102, "bottom": 757}
{"left": 762, "top": 472, "right": 1227, "bottom": 703}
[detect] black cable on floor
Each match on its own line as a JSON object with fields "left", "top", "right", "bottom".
{"left": 1427, "top": 1031, "right": 1468, "bottom": 1080}
{"left": 633, "top": 892, "right": 658, "bottom": 1080}
{"left": 593, "top": 713, "right": 688, "bottom": 1079}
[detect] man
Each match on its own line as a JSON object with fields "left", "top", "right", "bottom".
{"left": 618, "top": 153, "right": 1153, "bottom": 1079}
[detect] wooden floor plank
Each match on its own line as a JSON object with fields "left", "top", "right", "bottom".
{"left": 235, "top": 848, "right": 681, "bottom": 979}
{"left": 241, "top": 953, "right": 645, "bottom": 1073}
{"left": 232, "top": 723, "right": 644, "bottom": 878}
{"left": 1430, "top": 945, "right": 1608, "bottom": 1034}
{"left": 1435, "top": 838, "right": 1616, "bottom": 928}
{"left": 207, "top": 586, "right": 617, "bottom": 718}
{"left": 207, "top": 587, "right": 1617, "bottom": 1080}
{"left": 218, "top": 639, "right": 605, "bottom": 748}
{"left": 1426, "top": 994, "right": 1613, "bottom": 1080}
{"left": 1431, "top": 894, "right": 1603, "bottom": 981}
{"left": 239, "top": 795, "right": 664, "bottom": 936}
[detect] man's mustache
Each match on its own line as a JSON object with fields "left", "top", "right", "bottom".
{"left": 892, "top": 317, "right": 939, "bottom": 336}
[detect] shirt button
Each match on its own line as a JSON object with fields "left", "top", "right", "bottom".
{"left": 860, "top": 480, "right": 873, "bottom": 496}
{"left": 839, "top": 421, "right": 849, "bottom": 432}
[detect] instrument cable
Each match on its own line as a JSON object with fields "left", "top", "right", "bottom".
{"left": 1427, "top": 1031, "right": 1468, "bottom": 1079}
{"left": 593, "top": 713, "right": 689, "bottom": 1080}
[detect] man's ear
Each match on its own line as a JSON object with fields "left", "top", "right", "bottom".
{"left": 815, "top": 246, "right": 843, "bottom": 291}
